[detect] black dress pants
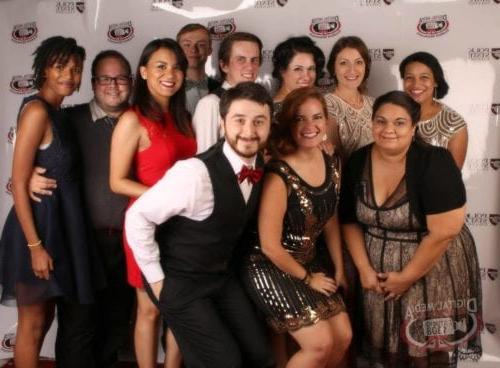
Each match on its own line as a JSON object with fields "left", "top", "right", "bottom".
{"left": 155, "top": 273, "right": 275, "bottom": 368}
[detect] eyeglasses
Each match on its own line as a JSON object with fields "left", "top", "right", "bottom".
{"left": 93, "top": 75, "right": 131, "bottom": 86}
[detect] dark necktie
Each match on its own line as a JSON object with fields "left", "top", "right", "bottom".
{"left": 103, "top": 116, "right": 118, "bottom": 127}
{"left": 237, "top": 165, "right": 263, "bottom": 184}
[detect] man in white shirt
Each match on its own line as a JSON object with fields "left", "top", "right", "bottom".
{"left": 176, "top": 23, "right": 221, "bottom": 115}
{"left": 125, "top": 82, "right": 274, "bottom": 368}
{"left": 192, "top": 32, "right": 263, "bottom": 153}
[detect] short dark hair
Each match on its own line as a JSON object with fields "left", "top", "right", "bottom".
{"left": 219, "top": 82, "right": 273, "bottom": 121}
{"left": 372, "top": 90, "right": 421, "bottom": 125}
{"left": 218, "top": 32, "right": 263, "bottom": 79}
{"left": 399, "top": 51, "right": 449, "bottom": 99}
{"left": 132, "top": 38, "right": 192, "bottom": 136}
{"left": 91, "top": 49, "right": 131, "bottom": 78}
{"left": 326, "top": 36, "right": 371, "bottom": 93}
{"left": 272, "top": 87, "right": 328, "bottom": 156}
{"left": 176, "top": 23, "right": 210, "bottom": 41}
{"left": 272, "top": 36, "right": 325, "bottom": 86}
{"left": 32, "top": 36, "right": 85, "bottom": 90}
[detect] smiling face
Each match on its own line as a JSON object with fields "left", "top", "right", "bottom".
{"left": 92, "top": 57, "right": 131, "bottom": 115}
{"left": 220, "top": 41, "right": 261, "bottom": 85}
{"left": 222, "top": 99, "right": 271, "bottom": 159}
{"left": 178, "top": 29, "right": 212, "bottom": 70}
{"left": 403, "top": 61, "right": 436, "bottom": 106}
{"left": 139, "top": 47, "right": 184, "bottom": 106}
{"left": 43, "top": 55, "right": 82, "bottom": 98}
{"left": 372, "top": 102, "right": 416, "bottom": 155}
{"left": 334, "top": 47, "right": 366, "bottom": 90}
{"left": 281, "top": 52, "right": 316, "bottom": 92}
{"left": 291, "top": 97, "right": 327, "bottom": 150}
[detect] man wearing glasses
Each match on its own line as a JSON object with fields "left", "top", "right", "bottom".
{"left": 30, "top": 50, "right": 134, "bottom": 368}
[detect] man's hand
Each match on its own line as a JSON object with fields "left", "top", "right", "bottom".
{"left": 29, "top": 167, "right": 57, "bottom": 202}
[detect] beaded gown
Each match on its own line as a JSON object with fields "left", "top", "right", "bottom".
{"left": 243, "top": 153, "right": 345, "bottom": 333}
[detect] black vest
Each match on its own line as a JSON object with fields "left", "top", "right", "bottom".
{"left": 156, "top": 142, "right": 262, "bottom": 275}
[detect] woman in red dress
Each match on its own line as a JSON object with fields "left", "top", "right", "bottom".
{"left": 110, "top": 38, "right": 196, "bottom": 368}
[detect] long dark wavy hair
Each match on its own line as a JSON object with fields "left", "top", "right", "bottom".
{"left": 132, "top": 38, "right": 192, "bottom": 136}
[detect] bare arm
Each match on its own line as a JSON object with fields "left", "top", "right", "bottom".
{"left": 109, "top": 110, "right": 148, "bottom": 198}
{"left": 259, "top": 173, "right": 337, "bottom": 295}
{"left": 12, "top": 101, "right": 54, "bottom": 279}
{"left": 447, "top": 127, "right": 468, "bottom": 169}
{"left": 342, "top": 223, "right": 382, "bottom": 293}
{"left": 379, "top": 206, "right": 465, "bottom": 298}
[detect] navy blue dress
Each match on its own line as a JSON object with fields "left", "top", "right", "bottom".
{"left": 0, "top": 95, "right": 104, "bottom": 306}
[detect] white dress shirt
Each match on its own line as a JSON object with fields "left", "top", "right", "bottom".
{"left": 192, "top": 81, "right": 232, "bottom": 154}
{"left": 125, "top": 141, "right": 256, "bottom": 284}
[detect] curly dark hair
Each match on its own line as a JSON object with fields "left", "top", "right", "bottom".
{"left": 32, "top": 36, "right": 85, "bottom": 90}
{"left": 272, "top": 36, "right": 325, "bottom": 86}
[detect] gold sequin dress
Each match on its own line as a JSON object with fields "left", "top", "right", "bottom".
{"left": 416, "top": 104, "right": 466, "bottom": 147}
{"left": 243, "top": 153, "right": 345, "bottom": 333}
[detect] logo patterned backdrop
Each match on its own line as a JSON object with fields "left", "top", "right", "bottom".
{"left": 0, "top": 0, "right": 498, "bottom": 364}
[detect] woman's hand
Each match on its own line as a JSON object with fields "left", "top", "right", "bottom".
{"left": 378, "top": 271, "right": 413, "bottom": 300}
{"left": 308, "top": 272, "right": 337, "bottom": 296}
{"left": 30, "top": 246, "right": 54, "bottom": 280}
{"left": 359, "top": 266, "right": 383, "bottom": 294}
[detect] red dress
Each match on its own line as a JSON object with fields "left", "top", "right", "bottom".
{"left": 124, "top": 107, "right": 196, "bottom": 288}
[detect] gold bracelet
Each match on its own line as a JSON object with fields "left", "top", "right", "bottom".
{"left": 27, "top": 239, "right": 42, "bottom": 248}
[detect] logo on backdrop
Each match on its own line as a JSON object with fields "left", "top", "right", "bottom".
{"left": 309, "top": 16, "right": 341, "bottom": 38}
{"left": 7, "top": 126, "right": 16, "bottom": 144}
{"left": 480, "top": 268, "right": 498, "bottom": 281}
{"left": 262, "top": 49, "right": 274, "bottom": 63}
{"left": 10, "top": 75, "right": 36, "bottom": 94}
{"left": 0, "top": 333, "right": 15, "bottom": 353}
{"left": 465, "top": 158, "right": 500, "bottom": 172}
{"left": 56, "top": 1, "right": 85, "bottom": 14}
{"left": 208, "top": 18, "right": 236, "bottom": 40}
{"left": 466, "top": 213, "right": 500, "bottom": 226}
{"left": 369, "top": 48, "right": 394, "bottom": 61}
{"left": 5, "top": 178, "right": 12, "bottom": 196}
{"left": 11, "top": 22, "right": 38, "bottom": 43}
{"left": 107, "top": 21, "right": 134, "bottom": 43}
{"left": 359, "top": 0, "right": 394, "bottom": 6}
{"left": 417, "top": 15, "right": 449, "bottom": 38}
{"left": 467, "top": 48, "right": 500, "bottom": 61}
{"left": 469, "top": 0, "right": 499, "bottom": 4}
{"left": 151, "top": 0, "right": 183, "bottom": 10}
{"left": 255, "top": 0, "right": 288, "bottom": 8}
{"left": 491, "top": 103, "right": 500, "bottom": 115}
{"left": 317, "top": 72, "right": 335, "bottom": 92}
{"left": 490, "top": 158, "right": 500, "bottom": 170}
{"left": 491, "top": 48, "right": 500, "bottom": 59}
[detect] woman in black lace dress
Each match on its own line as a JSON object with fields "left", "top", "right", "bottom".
{"left": 339, "top": 91, "right": 481, "bottom": 367}
{"left": 244, "top": 87, "right": 351, "bottom": 368}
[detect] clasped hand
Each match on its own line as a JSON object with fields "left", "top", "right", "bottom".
{"left": 360, "top": 267, "right": 412, "bottom": 301}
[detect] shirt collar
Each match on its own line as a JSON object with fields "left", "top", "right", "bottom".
{"left": 222, "top": 81, "right": 232, "bottom": 90}
{"left": 185, "top": 76, "right": 208, "bottom": 91}
{"left": 222, "top": 141, "right": 257, "bottom": 174}
{"left": 89, "top": 99, "right": 108, "bottom": 122}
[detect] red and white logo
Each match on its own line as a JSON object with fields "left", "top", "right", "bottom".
{"left": 417, "top": 15, "right": 449, "bottom": 38}
{"left": 11, "top": 22, "right": 38, "bottom": 43}
{"left": 5, "top": 178, "right": 13, "bottom": 196}
{"left": 1, "top": 332, "right": 15, "bottom": 352}
{"left": 208, "top": 18, "right": 236, "bottom": 41}
{"left": 309, "top": 16, "right": 341, "bottom": 38}
{"left": 107, "top": 21, "right": 134, "bottom": 43}
{"left": 10, "top": 75, "right": 36, "bottom": 94}
{"left": 7, "top": 126, "right": 16, "bottom": 144}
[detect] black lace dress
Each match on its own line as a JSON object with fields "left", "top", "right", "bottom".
{"left": 340, "top": 143, "right": 482, "bottom": 367}
{"left": 243, "top": 153, "right": 345, "bottom": 333}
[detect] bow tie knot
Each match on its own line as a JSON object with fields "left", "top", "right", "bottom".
{"left": 237, "top": 165, "right": 263, "bottom": 184}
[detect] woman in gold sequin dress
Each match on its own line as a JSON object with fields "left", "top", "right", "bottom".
{"left": 244, "top": 87, "right": 351, "bottom": 368}
{"left": 323, "top": 36, "right": 374, "bottom": 160}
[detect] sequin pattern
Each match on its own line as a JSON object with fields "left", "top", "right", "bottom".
{"left": 416, "top": 104, "right": 467, "bottom": 148}
{"left": 243, "top": 153, "right": 345, "bottom": 333}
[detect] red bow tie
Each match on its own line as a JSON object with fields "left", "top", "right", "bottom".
{"left": 237, "top": 165, "right": 263, "bottom": 184}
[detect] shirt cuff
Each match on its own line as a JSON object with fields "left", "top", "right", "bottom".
{"left": 141, "top": 262, "right": 165, "bottom": 284}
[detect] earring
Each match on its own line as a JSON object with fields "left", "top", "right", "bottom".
{"left": 433, "top": 86, "right": 437, "bottom": 101}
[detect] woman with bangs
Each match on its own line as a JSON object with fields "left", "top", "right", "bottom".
{"left": 0, "top": 36, "right": 103, "bottom": 367}
{"left": 244, "top": 87, "right": 351, "bottom": 368}
{"left": 110, "top": 38, "right": 196, "bottom": 368}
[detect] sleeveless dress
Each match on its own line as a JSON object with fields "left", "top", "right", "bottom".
{"left": 323, "top": 92, "right": 374, "bottom": 159}
{"left": 340, "top": 144, "right": 482, "bottom": 367}
{"left": 123, "top": 107, "right": 196, "bottom": 288}
{"left": 416, "top": 104, "right": 466, "bottom": 148}
{"left": 243, "top": 153, "right": 345, "bottom": 333}
{"left": 0, "top": 95, "right": 104, "bottom": 306}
